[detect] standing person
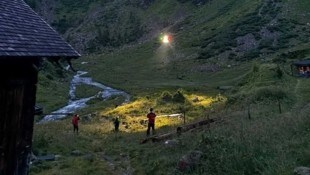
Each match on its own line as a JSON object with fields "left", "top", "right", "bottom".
{"left": 114, "top": 116, "right": 120, "bottom": 132}
{"left": 72, "top": 114, "right": 80, "bottom": 134}
{"left": 147, "top": 108, "right": 156, "bottom": 136}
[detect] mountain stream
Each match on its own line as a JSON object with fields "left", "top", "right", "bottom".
{"left": 39, "top": 71, "right": 130, "bottom": 123}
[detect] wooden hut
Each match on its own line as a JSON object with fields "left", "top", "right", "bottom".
{"left": 291, "top": 59, "right": 310, "bottom": 77}
{"left": 0, "top": 0, "right": 80, "bottom": 174}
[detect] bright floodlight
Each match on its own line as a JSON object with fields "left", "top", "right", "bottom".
{"left": 163, "top": 35, "right": 170, "bottom": 44}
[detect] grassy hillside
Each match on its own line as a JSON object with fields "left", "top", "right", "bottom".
{"left": 30, "top": 0, "right": 309, "bottom": 95}
{"left": 29, "top": 0, "right": 310, "bottom": 174}
{"left": 26, "top": 0, "right": 310, "bottom": 56}
{"left": 31, "top": 63, "right": 310, "bottom": 175}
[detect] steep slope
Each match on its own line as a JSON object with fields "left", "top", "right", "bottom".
{"left": 28, "top": 0, "right": 310, "bottom": 111}
{"left": 26, "top": 0, "right": 309, "bottom": 59}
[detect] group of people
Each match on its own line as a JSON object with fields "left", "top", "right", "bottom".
{"left": 71, "top": 108, "right": 157, "bottom": 136}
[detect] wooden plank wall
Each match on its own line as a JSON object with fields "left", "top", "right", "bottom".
{"left": 0, "top": 58, "right": 39, "bottom": 175}
{"left": 0, "top": 82, "right": 25, "bottom": 174}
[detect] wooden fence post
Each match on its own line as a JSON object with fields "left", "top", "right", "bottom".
{"left": 247, "top": 105, "right": 251, "bottom": 120}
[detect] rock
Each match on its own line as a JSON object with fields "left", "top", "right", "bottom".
{"left": 83, "top": 153, "right": 94, "bottom": 161}
{"left": 71, "top": 150, "right": 82, "bottom": 156}
{"left": 236, "top": 33, "right": 258, "bottom": 52}
{"left": 120, "top": 153, "right": 128, "bottom": 158}
{"left": 55, "top": 154, "right": 62, "bottom": 160}
{"left": 101, "top": 155, "right": 114, "bottom": 164}
{"left": 164, "top": 139, "right": 179, "bottom": 147}
{"left": 30, "top": 152, "right": 37, "bottom": 162}
{"left": 178, "top": 151, "right": 203, "bottom": 171}
{"left": 96, "top": 91, "right": 103, "bottom": 98}
{"left": 83, "top": 114, "right": 92, "bottom": 121}
{"left": 37, "top": 154, "right": 55, "bottom": 161}
{"left": 30, "top": 152, "right": 39, "bottom": 165}
{"left": 294, "top": 167, "right": 310, "bottom": 175}
{"left": 99, "top": 117, "right": 108, "bottom": 122}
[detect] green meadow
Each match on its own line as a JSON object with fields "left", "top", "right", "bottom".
{"left": 32, "top": 57, "right": 310, "bottom": 174}
{"left": 31, "top": 0, "right": 310, "bottom": 174}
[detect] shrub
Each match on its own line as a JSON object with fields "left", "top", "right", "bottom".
{"left": 280, "top": 49, "right": 309, "bottom": 59}
{"left": 272, "top": 57, "right": 286, "bottom": 63}
{"left": 227, "top": 93, "right": 246, "bottom": 104}
{"left": 172, "top": 90, "right": 186, "bottom": 103}
{"left": 33, "top": 135, "right": 49, "bottom": 150}
{"left": 160, "top": 91, "right": 173, "bottom": 102}
{"left": 275, "top": 65, "right": 283, "bottom": 79}
{"left": 228, "top": 52, "right": 237, "bottom": 60}
{"left": 159, "top": 90, "right": 186, "bottom": 103}
{"left": 45, "top": 74, "right": 54, "bottom": 80}
{"left": 252, "top": 87, "right": 287, "bottom": 101}
{"left": 252, "top": 63, "right": 259, "bottom": 73}
{"left": 244, "top": 50, "right": 260, "bottom": 60}
{"left": 197, "top": 51, "right": 212, "bottom": 59}
{"left": 259, "top": 39, "right": 273, "bottom": 49}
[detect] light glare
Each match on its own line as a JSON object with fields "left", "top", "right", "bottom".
{"left": 163, "top": 35, "right": 170, "bottom": 44}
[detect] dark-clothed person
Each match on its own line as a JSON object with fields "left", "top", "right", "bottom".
{"left": 114, "top": 116, "right": 120, "bottom": 132}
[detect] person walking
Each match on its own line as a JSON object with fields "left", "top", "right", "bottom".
{"left": 146, "top": 108, "right": 156, "bottom": 136}
{"left": 72, "top": 114, "right": 80, "bottom": 134}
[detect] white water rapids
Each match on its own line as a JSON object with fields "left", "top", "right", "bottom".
{"left": 39, "top": 71, "right": 130, "bottom": 123}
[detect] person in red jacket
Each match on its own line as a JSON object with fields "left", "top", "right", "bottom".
{"left": 72, "top": 114, "right": 80, "bottom": 134}
{"left": 147, "top": 108, "right": 156, "bottom": 136}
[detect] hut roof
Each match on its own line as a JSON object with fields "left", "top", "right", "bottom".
{"left": 0, "top": 0, "right": 80, "bottom": 58}
{"left": 293, "top": 59, "right": 310, "bottom": 66}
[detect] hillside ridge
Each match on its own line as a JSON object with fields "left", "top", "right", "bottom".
{"left": 26, "top": 0, "right": 309, "bottom": 60}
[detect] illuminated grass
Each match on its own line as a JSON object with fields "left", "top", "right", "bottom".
{"left": 184, "top": 93, "right": 227, "bottom": 108}
{"left": 102, "top": 97, "right": 154, "bottom": 118}
{"left": 94, "top": 92, "right": 227, "bottom": 133}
